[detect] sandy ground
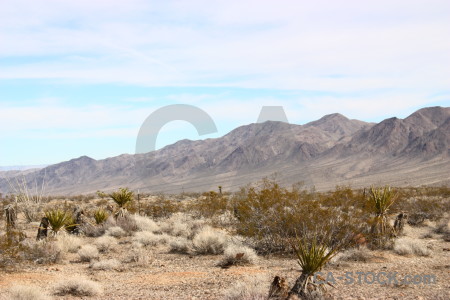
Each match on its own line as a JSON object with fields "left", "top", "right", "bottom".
{"left": 0, "top": 223, "right": 449, "bottom": 300}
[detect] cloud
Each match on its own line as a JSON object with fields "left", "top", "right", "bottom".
{"left": 0, "top": 0, "right": 449, "bottom": 93}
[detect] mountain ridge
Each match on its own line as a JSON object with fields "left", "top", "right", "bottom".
{"left": 1, "top": 106, "right": 449, "bottom": 195}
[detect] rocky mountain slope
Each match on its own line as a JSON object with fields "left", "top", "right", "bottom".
{"left": 1, "top": 106, "right": 449, "bottom": 195}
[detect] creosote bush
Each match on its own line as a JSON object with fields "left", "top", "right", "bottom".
{"left": 231, "top": 179, "right": 362, "bottom": 254}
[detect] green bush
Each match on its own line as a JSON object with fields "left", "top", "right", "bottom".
{"left": 231, "top": 179, "right": 362, "bottom": 254}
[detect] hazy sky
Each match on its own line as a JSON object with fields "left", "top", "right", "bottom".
{"left": 1, "top": 0, "right": 449, "bottom": 166}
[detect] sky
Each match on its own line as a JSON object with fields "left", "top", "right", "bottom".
{"left": 0, "top": 0, "right": 449, "bottom": 166}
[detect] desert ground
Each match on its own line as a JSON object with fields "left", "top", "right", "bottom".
{"left": 1, "top": 184, "right": 449, "bottom": 300}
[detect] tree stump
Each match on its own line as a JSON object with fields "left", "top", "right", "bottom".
{"left": 36, "top": 217, "right": 49, "bottom": 240}
{"left": 268, "top": 276, "right": 289, "bottom": 299}
{"left": 4, "top": 204, "right": 17, "bottom": 229}
{"left": 394, "top": 212, "right": 407, "bottom": 235}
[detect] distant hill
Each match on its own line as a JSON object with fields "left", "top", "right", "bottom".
{"left": 1, "top": 106, "right": 449, "bottom": 195}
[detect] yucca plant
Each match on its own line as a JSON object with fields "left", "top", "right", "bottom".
{"left": 368, "top": 186, "right": 397, "bottom": 246}
{"left": 93, "top": 208, "right": 109, "bottom": 224}
{"left": 45, "top": 209, "right": 73, "bottom": 235}
{"left": 289, "top": 233, "right": 340, "bottom": 299}
{"left": 109, "top": 188, "right": 134, "bottom": 208}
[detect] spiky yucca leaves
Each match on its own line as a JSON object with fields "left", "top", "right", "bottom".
{"left": 94, "top": 209, "right": 109, "bottom": 224}
{"left": 45, "top": 209, "right": 73, "bottom": 235}
{"left": 289, "top": 231, "right": 341, "bottom": 299}
{"left": 110, "top": 188, "right": 134, "bottom": 208}
{"left": 368, "top": 186, "right": 397, "bottom": 247}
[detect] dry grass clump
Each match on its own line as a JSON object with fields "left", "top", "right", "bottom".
{"left": 123, "top": 245, "right": 153, "bottom": 266}
{"left": 56, "top": 233, "right": 84, "bottom": 253}
{"left": 106, "top": 226, "right": 127, "bottom": 238}
{"left": 132, "top": 231, "right": 170, "bottom": 247}
{"left": 53, "top": 278, "right": 102, "bottom": 297}
{"left": 191, "top": 226, "right": 228, "bottom": 255}
{"left": 393, "top": 237, "right": 431, "bottom": 256}
{"left": 8, "top": 285, "right": 49, "bottom": 300}
{"left": 90, "top": 259, "right": 120, "bottom": 270}
{"left": 78, "top": 245, "right": 99, "bottom": 262}
{"left": 133, "top": 214, "right": 160, "bottom": 232}
{"left": 115, "top": 214, "right": 138, "bottom": 233}
{"left": 169, "top": 237, "right": 192, "bottom": 254}
{"left": 159, "top": 212, "right": 205, "bottom": 238}
{"left": 219, "top": 244, "right": 258, "bottom": 267}
{"left": 334, "top": 246, "right": 373, "bottom": 262}
{"left": 223, "top": 275, "right": 270, "bottom": 300}
{"left": 23, "top": 239, "right": 64, "bottom": 264}
{"left": 94, "top": 235, "right": 117, "bottom": 252}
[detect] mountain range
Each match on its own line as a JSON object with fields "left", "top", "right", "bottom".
{"left": 1, "top": 106, "right": 449, "bottom": 195}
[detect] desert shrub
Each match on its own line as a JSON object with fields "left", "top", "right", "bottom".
{"left": 81, "top": 223, "right": 107, "bottom": 237}
{"left": 94, "top": 236, "right": 117, "bottom": 252}
{"left": 93, "top": 208, "right": 109, "bottom": 224}
{"left": 123, "top": 245, "right": 152, "bottom": 266}
{"left": 191, "top": 226, "right": 228, "bottom": 255}
{"left": 159, "top": 212, "right": 204, "bottom": 238}
{"left": 169, "top": 237, "right": 192, "bottom": 254}
{"left": 56, "top": 233, "right": 84, "bottom": 253}
{"left": 188, "top": 191, "right": 229, "bottom": 218}
{"left": 142, "top": 196, "right": 181, "bottom": 219}
{"left": 334, "top": 246, "right": 373, "bottom": 262}
{"left": 393, "top": 237, "right": 431, "bottom": 256}
{"left": 434, "top": 218, "right": 450, "bottom": 234}
{"left": 106, "top": 226, "right": 127, "bottom": 238}
{"left": 23, "top": 239, "right": 63, "bottom": 264}
{"left": 78, "top": 245, "right": 99, "bottom": 262}
{"left": 132, "top": 231, "right": 168, "bottom": 247}
{"left": 0, "top": 230, "right": 27, "bottom": 269}
{"left": 223, "top": 275, "right": 270, "bottom": 300}
{"left": 133, "top": 214, "right": 160, "bottom": 232}
{"left": 90, "top": 259, "right": 120, "bottom": 270}
{"left": 44, "top": 209, "right": 73, "bottom": 235}
{"left": 8, "top": 285, "right": 49, "bottom": 300}
{"left": 219, "top": 244, "right": 258, "bottom": 267}
{"left": 232, "top": 179, "right": 361, "bottom": 254}
{"left": 110, "top": 187, "right": 134, "bottom": 208}
{"left": 53, "top": 278, "right": 102, "bottom": 296}
{"left": 395, "top": 197, "right": 449, "bottom": 225}
{"left": 115, "top": 214, "right": 138, "bottom": 234}
{"left": 320, "top": 186, "right": 365, "bottom": 211}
